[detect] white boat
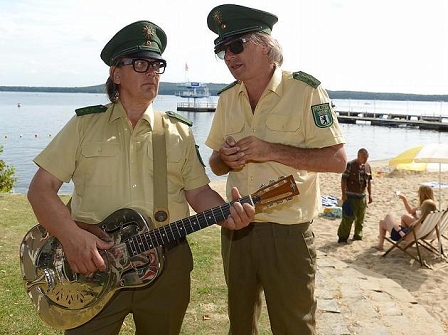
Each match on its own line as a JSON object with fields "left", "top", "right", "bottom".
{"left": 175, "top": 82, "right": 216, "bottom": 112}
{"left": 175, "top": 82, "right": 210, "bottom": 99}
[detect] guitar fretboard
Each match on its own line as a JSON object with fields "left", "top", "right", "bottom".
{"left": 125, "top": 195, "right": 253, "bottom": 255}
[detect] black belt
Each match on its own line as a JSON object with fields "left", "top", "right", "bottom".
{"left": 164, "top": 237, "right": 186, "bottom": 252}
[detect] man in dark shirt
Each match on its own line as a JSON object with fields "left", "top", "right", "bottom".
{"left": 337, "top": 148, "right": 373, "bottom": 243}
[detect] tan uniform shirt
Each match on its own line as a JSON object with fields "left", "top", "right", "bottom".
{"left": 34, "top": 101, "right": 209, "bottom": 224}
{"left": 206, "top": 69, "right": 345, "bottom": 223}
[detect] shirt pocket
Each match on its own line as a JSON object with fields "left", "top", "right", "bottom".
{"left": 266, "top": 114, "right": 301, "bottom": 132}
{"left": 146, "top": 140, "right": 184, "bottom": 183}
{"left": 265, "top": 114, "right": 301, "bottom": 146}
{"left": 225, "top": 117, "right": 245, "bottom": 137}
{"left": 78, "top": 142, "right": 120, "bottom": 187}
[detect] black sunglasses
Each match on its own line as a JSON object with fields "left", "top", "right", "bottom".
{"left": 214, "top": 38, "right": 250, "bottom": 59}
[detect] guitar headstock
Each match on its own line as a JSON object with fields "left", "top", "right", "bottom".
{"left": 251, "top": 175, "right": 299, "bottom": 209}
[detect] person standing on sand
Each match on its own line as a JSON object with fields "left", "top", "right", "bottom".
{"left": 337, "top": 148, "right": 373, "bottom": 243}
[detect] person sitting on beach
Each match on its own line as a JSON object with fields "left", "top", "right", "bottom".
{"left": 398, "top": 185, "right": 435, "bottom": 227}
{"left": 377, "top": 199, "right": 437, "bottom": 250}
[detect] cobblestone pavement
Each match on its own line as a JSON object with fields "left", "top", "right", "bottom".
{"left": 315, "top": 252, "right": 446, "bottom": 335}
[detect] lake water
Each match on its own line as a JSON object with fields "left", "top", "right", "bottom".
{"left": 1, "top": 91, "right": 447, "bottom": 194}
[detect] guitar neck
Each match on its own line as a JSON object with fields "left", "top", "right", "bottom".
{"left": 125, "top": 195, "right": 254, "bottom": 256}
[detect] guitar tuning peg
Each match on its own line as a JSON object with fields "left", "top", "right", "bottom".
{"left": 278, "top": 175, "right": 285, "bottom": 180}
{"left": 286, "top": 196, "right": 293, "bottom": 201}
{"left": 269, "top": 179, "right": 275, "bottom": 184}
{"left": 260, "top": 183, "right": 266, "bottom": 188}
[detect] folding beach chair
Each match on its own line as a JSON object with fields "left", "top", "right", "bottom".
{"left": 428, "top": 209, "right": 448, "bottom": 256}
{"left": 382, "top": 209, "right": 448, "bottom": 267}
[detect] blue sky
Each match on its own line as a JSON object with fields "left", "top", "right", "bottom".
{"left": 1, "top": 0, "right": 447, "bottom": 94}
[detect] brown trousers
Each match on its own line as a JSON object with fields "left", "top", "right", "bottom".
{"left": 221, "top": 222, "right": 317, "bottom": 335}
{"left": 65, "top": 241, "right": 193, "bottom": 335}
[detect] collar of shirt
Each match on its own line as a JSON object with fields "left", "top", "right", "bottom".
{"left": 108, "top": 101, "right": 155, "bottom": 130}
{"left": 236, "top": 67, "right": 283, "bottom": 99}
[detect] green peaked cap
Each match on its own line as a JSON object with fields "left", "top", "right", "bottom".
{"left": 207, "top": 4, "right": 278, "bottom": 47}
{"left": 101, "top": 20, "right": 167, "bottom": 66}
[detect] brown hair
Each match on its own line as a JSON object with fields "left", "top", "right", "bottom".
{"left": 105, "top": 77, "right": 119, "bottom": 103}
{"left": 418, "top": 185, "right": 435, "bottom": 205}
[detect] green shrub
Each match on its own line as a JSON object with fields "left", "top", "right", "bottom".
{"left": 0, "top": 146, "right": 17, "bottom": 192}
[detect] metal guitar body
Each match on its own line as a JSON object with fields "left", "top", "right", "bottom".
{"left": 19, "top": 208, "right": 164, "bottom": 329}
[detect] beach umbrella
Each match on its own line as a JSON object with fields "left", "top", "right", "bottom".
{"left": 389, "top": 143, "right": 448, "bottom": 206}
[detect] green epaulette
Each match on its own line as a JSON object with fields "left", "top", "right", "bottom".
{"left": 218, "top": 80, "right": 239, "bottom": 95}
{"left": 166, "top": 111, "right": 193, "bottom": 126}
{"left": 292, "top": 71, "right": 321, "bottom": 89}
{"left": 75, "top": 105, "right": 108, "bottom": 116}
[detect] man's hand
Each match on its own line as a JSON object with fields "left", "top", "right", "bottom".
{"left": 221, "top": 187, "right": 255, "bottom": 230}
{"left": 218, "top": 136, "right": 246, "bottom": 170}
{"left": 60, "top": 226, "right": 114, "bottom": 274}
{"left": 235, "top": 136, "right": 271, "bottom": 163}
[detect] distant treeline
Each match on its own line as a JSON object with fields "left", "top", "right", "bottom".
{"left": 1, "top": 83, "right": 447, "bottom": 102}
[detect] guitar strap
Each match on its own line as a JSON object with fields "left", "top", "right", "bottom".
{"left": 152, "top": 111, "right": 170, "bottom": 227}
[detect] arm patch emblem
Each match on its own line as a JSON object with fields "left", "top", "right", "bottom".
{"left": 311, "top": 103, "right": 333, "bottom": 128}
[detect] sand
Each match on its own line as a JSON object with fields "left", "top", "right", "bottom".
{"left": 209, "top": 161, "right": 448, "bottom": 331}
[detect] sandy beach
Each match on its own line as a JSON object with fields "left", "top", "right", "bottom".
{"left": 210, "top": 161, "right": 448, "bottom": 332}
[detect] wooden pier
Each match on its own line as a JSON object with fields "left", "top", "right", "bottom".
{"left": 336, "top": 111, "right": 448, "bottom": 132}
{"left": 177, "top": 102, "right": 217, "bottom": 113}
{"left": 175, "top": 103, "right": 448, "bottom": 132}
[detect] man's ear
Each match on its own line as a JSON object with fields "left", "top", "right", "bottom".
{"left": 111, "top": 67, "right": 120, "bottom": 84}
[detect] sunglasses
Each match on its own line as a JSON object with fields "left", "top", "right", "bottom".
{"left": 214, "top": 38, "right": 250, "bottom": 59}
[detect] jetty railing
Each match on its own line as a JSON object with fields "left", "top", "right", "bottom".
{"left": 177, "top": 102, "right": 217, "bottom": 112}
{"left": 336, "top": 110, "right": 448, "bottom": 131}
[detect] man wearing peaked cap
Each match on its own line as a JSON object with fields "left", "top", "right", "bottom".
{"left": 207, "top": 4, "right": 278, "bottom": 47}
{"left": 27, "top": 19, "right": 255, "bottom": 334}
{"left": 100, "top": 20, "right": 167, "bottom": 66}
{"left": 205, "top": 4, "right": 347, "bottom": 335}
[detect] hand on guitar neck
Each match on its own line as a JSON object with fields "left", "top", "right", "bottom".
{"left": 20, "top": 175, "right": 299, "bottom": 329}
{"left": 54, "top": 185, "right": 254, "bottom": 277}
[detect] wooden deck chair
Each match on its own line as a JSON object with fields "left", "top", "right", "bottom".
{"left": 382, "top": 208, "right": 447, "bottom": 267}
{"left": 440, "top": 210, "right": 448, "bottom": 244}
{"left": 426, "top": 208, "right": 448, "bottom": 256}
{"left": 412, "top": 209, "right": 448, "bottom": 258}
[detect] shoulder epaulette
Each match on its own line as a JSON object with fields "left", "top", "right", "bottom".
{"left": 165, "top": 111, "right": 193, "bottom": 126}
{"left": 75, "top": 105, "right": 108, "bottom": 116}
{"left": 292, "top": 71, "right": 321, "bottom": 89}
{"left": 218, "top": 80, "right": 239, "bottom": 95}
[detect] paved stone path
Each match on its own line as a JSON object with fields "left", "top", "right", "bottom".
{"left": 315, "top": 252, "right": 446, "bottom": 335}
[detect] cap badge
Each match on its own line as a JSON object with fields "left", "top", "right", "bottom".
{"left": 143, "top": 25, "right": 155, "bottom": 39}
{"left": 213, "top": 10, "right": 222, "bottom": 25}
